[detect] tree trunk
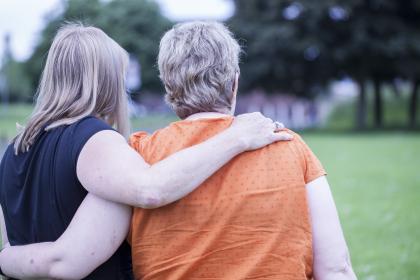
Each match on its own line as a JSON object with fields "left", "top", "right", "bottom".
{"left": 409, "top": 80, "right": 419, "bottom": 128}
{"left": 392, "top": 80, "right": 401, "bottom": 99}
{"left": 356, "top": 79, "right": 367, "bottom": 130}
{"left": 373, "top": 80, "right": 383, "bottom": 128}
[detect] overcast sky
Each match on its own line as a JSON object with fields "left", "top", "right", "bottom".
{"left": 0, "top": 0, "right": 234, "bottom": 62}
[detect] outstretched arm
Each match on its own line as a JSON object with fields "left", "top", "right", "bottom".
{"left": 77, "top": 113, "right": 292, "bottom": 208}
{"left": 306, "top": 176, "right": 357, "bottom": 280}
{"left": 0, "top": 194, "right": 131, "bottom": 280}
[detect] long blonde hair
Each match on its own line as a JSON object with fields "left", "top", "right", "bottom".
{"left": 14, "top": 23, "right": 130, "bottom": 154}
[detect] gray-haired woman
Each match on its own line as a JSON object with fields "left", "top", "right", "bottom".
{"left": 0, "top": 23, "right": 291, "bottom": 279}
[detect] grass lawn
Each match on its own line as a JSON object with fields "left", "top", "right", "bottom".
{"left": 302, "top": 132, "right": 420, "bottom": 280}
{"left": 1, "top": 104, "right": 419, "bottom": 279}
{"left": 0, "top": 104, "right": 34, "bottom": 140}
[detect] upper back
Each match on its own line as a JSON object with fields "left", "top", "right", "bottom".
{"left": 0, "top": 116, "right": 112, "bottom": 244}
{"left": 129, "top": 117, "right": 325, "bottom": 280}
{"left": 0, "top": 117, "right": 134, "bottom": 279}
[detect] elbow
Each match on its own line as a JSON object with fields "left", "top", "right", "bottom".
{"left": 134, "top": 172, "right": 169, "bottom": 209}
{"left": 136, "top": 190, "right": 167, "bottom": 209}
{"left": 138, "top": 197, "right": 164, "bottom": 209}
{"left": 47, "top": 256, "right": 94, "bottom": 280}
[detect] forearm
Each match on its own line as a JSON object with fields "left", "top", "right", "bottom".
{"left": 77, "top": 113, "right": 290, "bottom": 208}
{"left": 0, "top": 243, "right": 96, "bottom": 280}
{"left": 0, "top": 242, "right": 57, "bottom": 279}
{"left": 0, "top": 194, "right": 131, "bottom": 280}
{"left": 139, "top": 130, "right": 245, "bottom": 207}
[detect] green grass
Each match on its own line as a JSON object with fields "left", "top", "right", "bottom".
{"left": 0, "top": 104, "right": 33, "bottom": 140}
{"left": 1, "top": 104, "right": 419, "bottom": 279}
{"left": 302, "top": 132, "right": 420, "bottom": 280}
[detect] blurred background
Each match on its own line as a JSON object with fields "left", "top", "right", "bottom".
{"left": 0, "top": 0, "right": 419, "bottom": 279}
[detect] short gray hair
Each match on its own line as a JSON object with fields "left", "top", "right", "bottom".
{"left": 158, "top": 21, "right": 241, "bottom": 119}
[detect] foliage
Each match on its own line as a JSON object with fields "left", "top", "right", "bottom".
{"left": 0, "top": 35, "right": 32, "bottom": 102}
{"left": 24, "top": 0, "right": 172, "bottom": 95}
{"left": 229, "top": 0, "right": 335, "bottom": 97}
{"left": 229, "top": 0, "right": 420, "bottom": 127}
{"left": 1, "top": 59, "right": 32, "bottom": 102}
{"left": 4, "top": 0, "right": 420, "bottom": 128}
{"left": 229, "top": 0, "right": 420, "bottom": 91}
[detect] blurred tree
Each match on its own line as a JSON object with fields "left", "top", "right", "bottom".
{"left": 229, "top": 0, "right": 335, "bottom": 98}
{"left": 229, "top": 0, "right": 420, "bottom": 129}
{"left": 24, "top": 0, "right": 101, "bottom": 94}
{"left": 395, "top": 0, "right": 420, "bottom": 128}
{"left": 0, "top": 34, "right": 31, "bottom": 103}
{"left": 98, "top": 0, "right": 172, "bottom": 92}
{"left": 24, "top": 0, "right": 171, "bottom": 97}
{"left": 330, "top": 0, "right": 417, "bottom": 128}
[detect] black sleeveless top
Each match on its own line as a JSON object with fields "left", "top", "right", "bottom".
{"left": 0, "top": 116, "right": 133, "bottom": 279}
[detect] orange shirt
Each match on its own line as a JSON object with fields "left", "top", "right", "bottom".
{"left": 129, "top": 117, "right": 326, "bottom": 280}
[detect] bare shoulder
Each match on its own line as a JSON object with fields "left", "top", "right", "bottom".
{"left": 76, "top": 129, "right": 129, "bottom": 175}
{"left": 84, "top": 129, "right": 127, "bottom": 147}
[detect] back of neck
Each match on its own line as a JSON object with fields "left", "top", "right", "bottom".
{"left": 185, "top": 112, "right": 231, "bottom": 121}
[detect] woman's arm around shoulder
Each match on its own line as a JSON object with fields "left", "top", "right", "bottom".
{"left": 0, "top": 194, "right": 131, "bottom": 279}
{"left": 0, "top": 113, "right": 292, "bottom": 279}
{"left": 306, "top": 176, "right": 357, "bottom": 280}
{"left": 77, "top": 112, "right": 293, "bottom": 208}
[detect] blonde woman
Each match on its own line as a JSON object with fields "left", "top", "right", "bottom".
{"left": 0, "top": 23, "right": 292, "bottom": 279}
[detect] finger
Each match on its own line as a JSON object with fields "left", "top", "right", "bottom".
{"left": 274, "top": 121, "right": 285, "bottom": 132}
{"left": 270, "top": 122, "right": 277, "bottom": 132}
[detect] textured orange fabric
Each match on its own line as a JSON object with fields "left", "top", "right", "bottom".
{"left": 129, "top": 117, "right": 326, "bottom": 280}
